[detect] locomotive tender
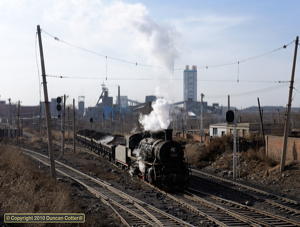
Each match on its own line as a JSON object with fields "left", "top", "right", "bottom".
{"left": 77, "top": 129, "right": 191, "bottom": 190}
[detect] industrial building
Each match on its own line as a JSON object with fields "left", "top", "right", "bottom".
{"left": 183, "top": 65, "right": 197, "bottom": 102}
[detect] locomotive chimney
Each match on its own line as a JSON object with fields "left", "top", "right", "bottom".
{"left": 165, "top": 129, "right": 173, "bottom": 141}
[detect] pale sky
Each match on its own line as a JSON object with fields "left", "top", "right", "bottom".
{"left": 1, "top": 0, "right": 300, "bottom": 109}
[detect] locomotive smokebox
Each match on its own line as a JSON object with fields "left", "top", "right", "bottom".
{"left": 165, "top": 129, "right": 173, "bottom": 141}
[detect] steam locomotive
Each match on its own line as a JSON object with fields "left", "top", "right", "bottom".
{"left": 76, "top": 129, "right": 191, "bottom": 190}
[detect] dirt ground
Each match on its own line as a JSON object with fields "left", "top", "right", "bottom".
{"left": 2, "top": 131, "right": 299, "bottom": 226}
{"left": 178, "top": 136, "right": 300, "bottom": 201}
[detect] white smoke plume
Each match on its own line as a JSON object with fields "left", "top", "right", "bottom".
{"left": 139, "top": 98, "right": 170, "bottom": 131}
{"left": 132, "top": 148, "right": 146, "bottom": 173}
{"left": 103, "top": 2, "right": 179, "bottom": 71}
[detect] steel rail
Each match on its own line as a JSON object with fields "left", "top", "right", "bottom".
{"left": 23, "top": 150, "right": 154, "bottom": 226}
{"left": 187, "top": 188, "right": 300, "bottom": 226}
{"left": 182, "top": 191, "right": 260, "bottom": 227}
{"left": 193, "top": 169, "right": 299, "bottom": 205}
{"left": 192, "top": 169, "right": 300, "bottom": 215}
{"left": 17, "top": 147, "right": 194, "bottom": 227}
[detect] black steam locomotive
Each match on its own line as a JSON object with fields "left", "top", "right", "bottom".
{"left": 77, "top": 129, "right": 191, "bottom": 190}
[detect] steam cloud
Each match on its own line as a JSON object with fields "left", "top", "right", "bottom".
{"left": 132, "top": 148, "right": 146, "bottom": 173}
{"left": 139, "top": 98, "right": 170, "bottom": 131}
{"left": 104, "top": 2, "right": 179, "bottom": 71}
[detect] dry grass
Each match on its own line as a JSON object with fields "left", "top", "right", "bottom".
{"left": 195, "top": 136, "right": 232, "bottom": 167}
{"left": 0, "top": 145, "right": 118, "bottom": 226}
{"left": 238, "top": 147, "right": 278, "bottom": 177}
{"left": 0, "top": 145, "right": 78, "bottom": 226}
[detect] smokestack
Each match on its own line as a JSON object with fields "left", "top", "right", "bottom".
{"left": 118, "top": 86, "right": 120, "bottom": 111}
{"left": 165, "top": 129, "right": 173, "bottom": 141}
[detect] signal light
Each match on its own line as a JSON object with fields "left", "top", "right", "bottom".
{"left": 90, "top": 117, "right": 93, "bottom": 123}
{"left": 226, "top": 110, "right": 234, "bottom": 123}
{"left": 58, "top": 114, "right": 61, "bottom": 119}
{"left": 56, "top": 96, "right": 62, "bottom": 112}
{"left": 57, "top": 97, "right": 62, "bottom": 103}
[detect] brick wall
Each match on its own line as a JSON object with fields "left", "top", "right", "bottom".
{"left": 265, "top": 135, "right": 300, "bottom": 162}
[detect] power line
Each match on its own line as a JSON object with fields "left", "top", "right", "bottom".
{"left": 205, "top": 82, "right": 294, "bottom": 99}
{"left": 45, "top": 74, "right": 290, "bottom": 83}
{"left": 41, "top": 28, "right": 294, "bottom": 71}
{"left": 174, "top": 40, "right": 295, "bottom": 70}
{"left": 42, "top": 29, "right": 162, "bottom": 69}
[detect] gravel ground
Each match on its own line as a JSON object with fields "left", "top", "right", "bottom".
{"left": 15, "top": 133, "right": 300, "bottom": 226}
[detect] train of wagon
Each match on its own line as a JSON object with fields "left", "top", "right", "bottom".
{"left": 76, "top": 129, "right": 191, "bottom": 190}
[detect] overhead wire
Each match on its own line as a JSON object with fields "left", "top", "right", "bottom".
{"left": 45, "top": 74, "right": 290, "bottom": 83}
{"left": 205, "top": 81, "right": 296, "bottom": 99}
{"left": 39, "top": 28, "right": 299, "bottom": 104}
{"left": 41, "top": 29, "right": 162, "bottom": 69}
{"left": 41, "top": 29, "right": 294, "bottom": 71}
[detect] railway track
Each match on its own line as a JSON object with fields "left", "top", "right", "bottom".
{"left": 145, "top": 182, "right": 300, "bottom": 226}
{"left": 192, "top": 169, "right": 300, "bottom": 217}
{"left": 185, "top": 188, "right": 300, "bottom": 227}
{"left": 16, "top": 146, "right": 211, "bottom": 226}
{"left": 23, "top": 139, "right": 300, "bottom": 226}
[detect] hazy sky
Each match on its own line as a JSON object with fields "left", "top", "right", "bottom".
{"left": 1, "top": 0, "right": 300, "bottom": 109}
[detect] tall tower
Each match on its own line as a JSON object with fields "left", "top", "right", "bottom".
{"left": 183, "top": 65, "right": 197, "bottom": 101}
{"left": 78, "top": 96, "right": 85, "bottom": 116}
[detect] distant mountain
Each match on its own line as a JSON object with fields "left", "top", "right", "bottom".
{"left": 240, "top": 106, "right": 300, "bottom": 113}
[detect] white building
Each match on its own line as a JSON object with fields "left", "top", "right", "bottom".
{"left": 116, "top": 96, "right": 128, "bottom": 109}
{"left": 183, "top": 65, "right": 197, "bottom": 101}
{"left": 209, "top": 123, "right": 228, "bottom": 137}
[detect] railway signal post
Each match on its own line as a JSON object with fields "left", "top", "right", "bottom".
{"left": 73, "top": 98, "right": 76, "bottom": 154}
{"left": 226, "top": 110, "right": 237, "bottom": 180}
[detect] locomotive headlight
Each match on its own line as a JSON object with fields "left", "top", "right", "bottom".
{"left": 170, "top": 148, "right": 178, "bottom": 157}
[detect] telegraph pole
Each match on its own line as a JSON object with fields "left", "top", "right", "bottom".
{"left": 257, "top": 98, "right": 265, "bottom": 145}
{"left": 281, "top": 36, "right": 299, "bottom": 172}
{"left": 73, "top": 99, "right": 76, "bottom": 153}
{"left": 8, "top": 98, "right": 11, "bottom": 138}
{"left": 62, "top": 94, "right": 66, "bottom": 155}
{"left": 228, "top": 95, "right": 230, "bottom": 111}
{"left": 37, "top": 25, "right": 56, "bottom": 179}
{"left": 17, "top": 101, "right": 20, "bottom": 143}
{"left": 233, "top": 109, "right": 237, "bottom": 180}
{"left": 200, "top": 93, "right": 204, "bottom": 143}
{"left": 68, "top": 106, "right": 70, "bottom": 142}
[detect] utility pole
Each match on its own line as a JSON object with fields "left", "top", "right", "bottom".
{"left": 200, "top": 93, "right": 204, "bottom": 143}
{"left": 37, "top": 25, "right": 56, "bottom": 179}
{"left": 228, "top": 95, "right": 230, "bottom": 111}
{"left": 8, "top": 98, "right": 11, "bottom": 138}
{"left": 61, "top": 94, "right": 66, "bottom": 155}
{"left": 67, "top": 107, "right": 70, "bottom": 142}
{"left": 233, "top": 109, "right": 237, "bottom": 180}
{"left": 73, "top": 99, "right": 76, "bottom": 153}
{"left": 17, "top": 101, "right": 20, "bottom": 143}
{"left": 257, "top": 98, "right": 265, "bottom": 145}
{"left": 281, "top": 36, "right": 299, "bottom": 172}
